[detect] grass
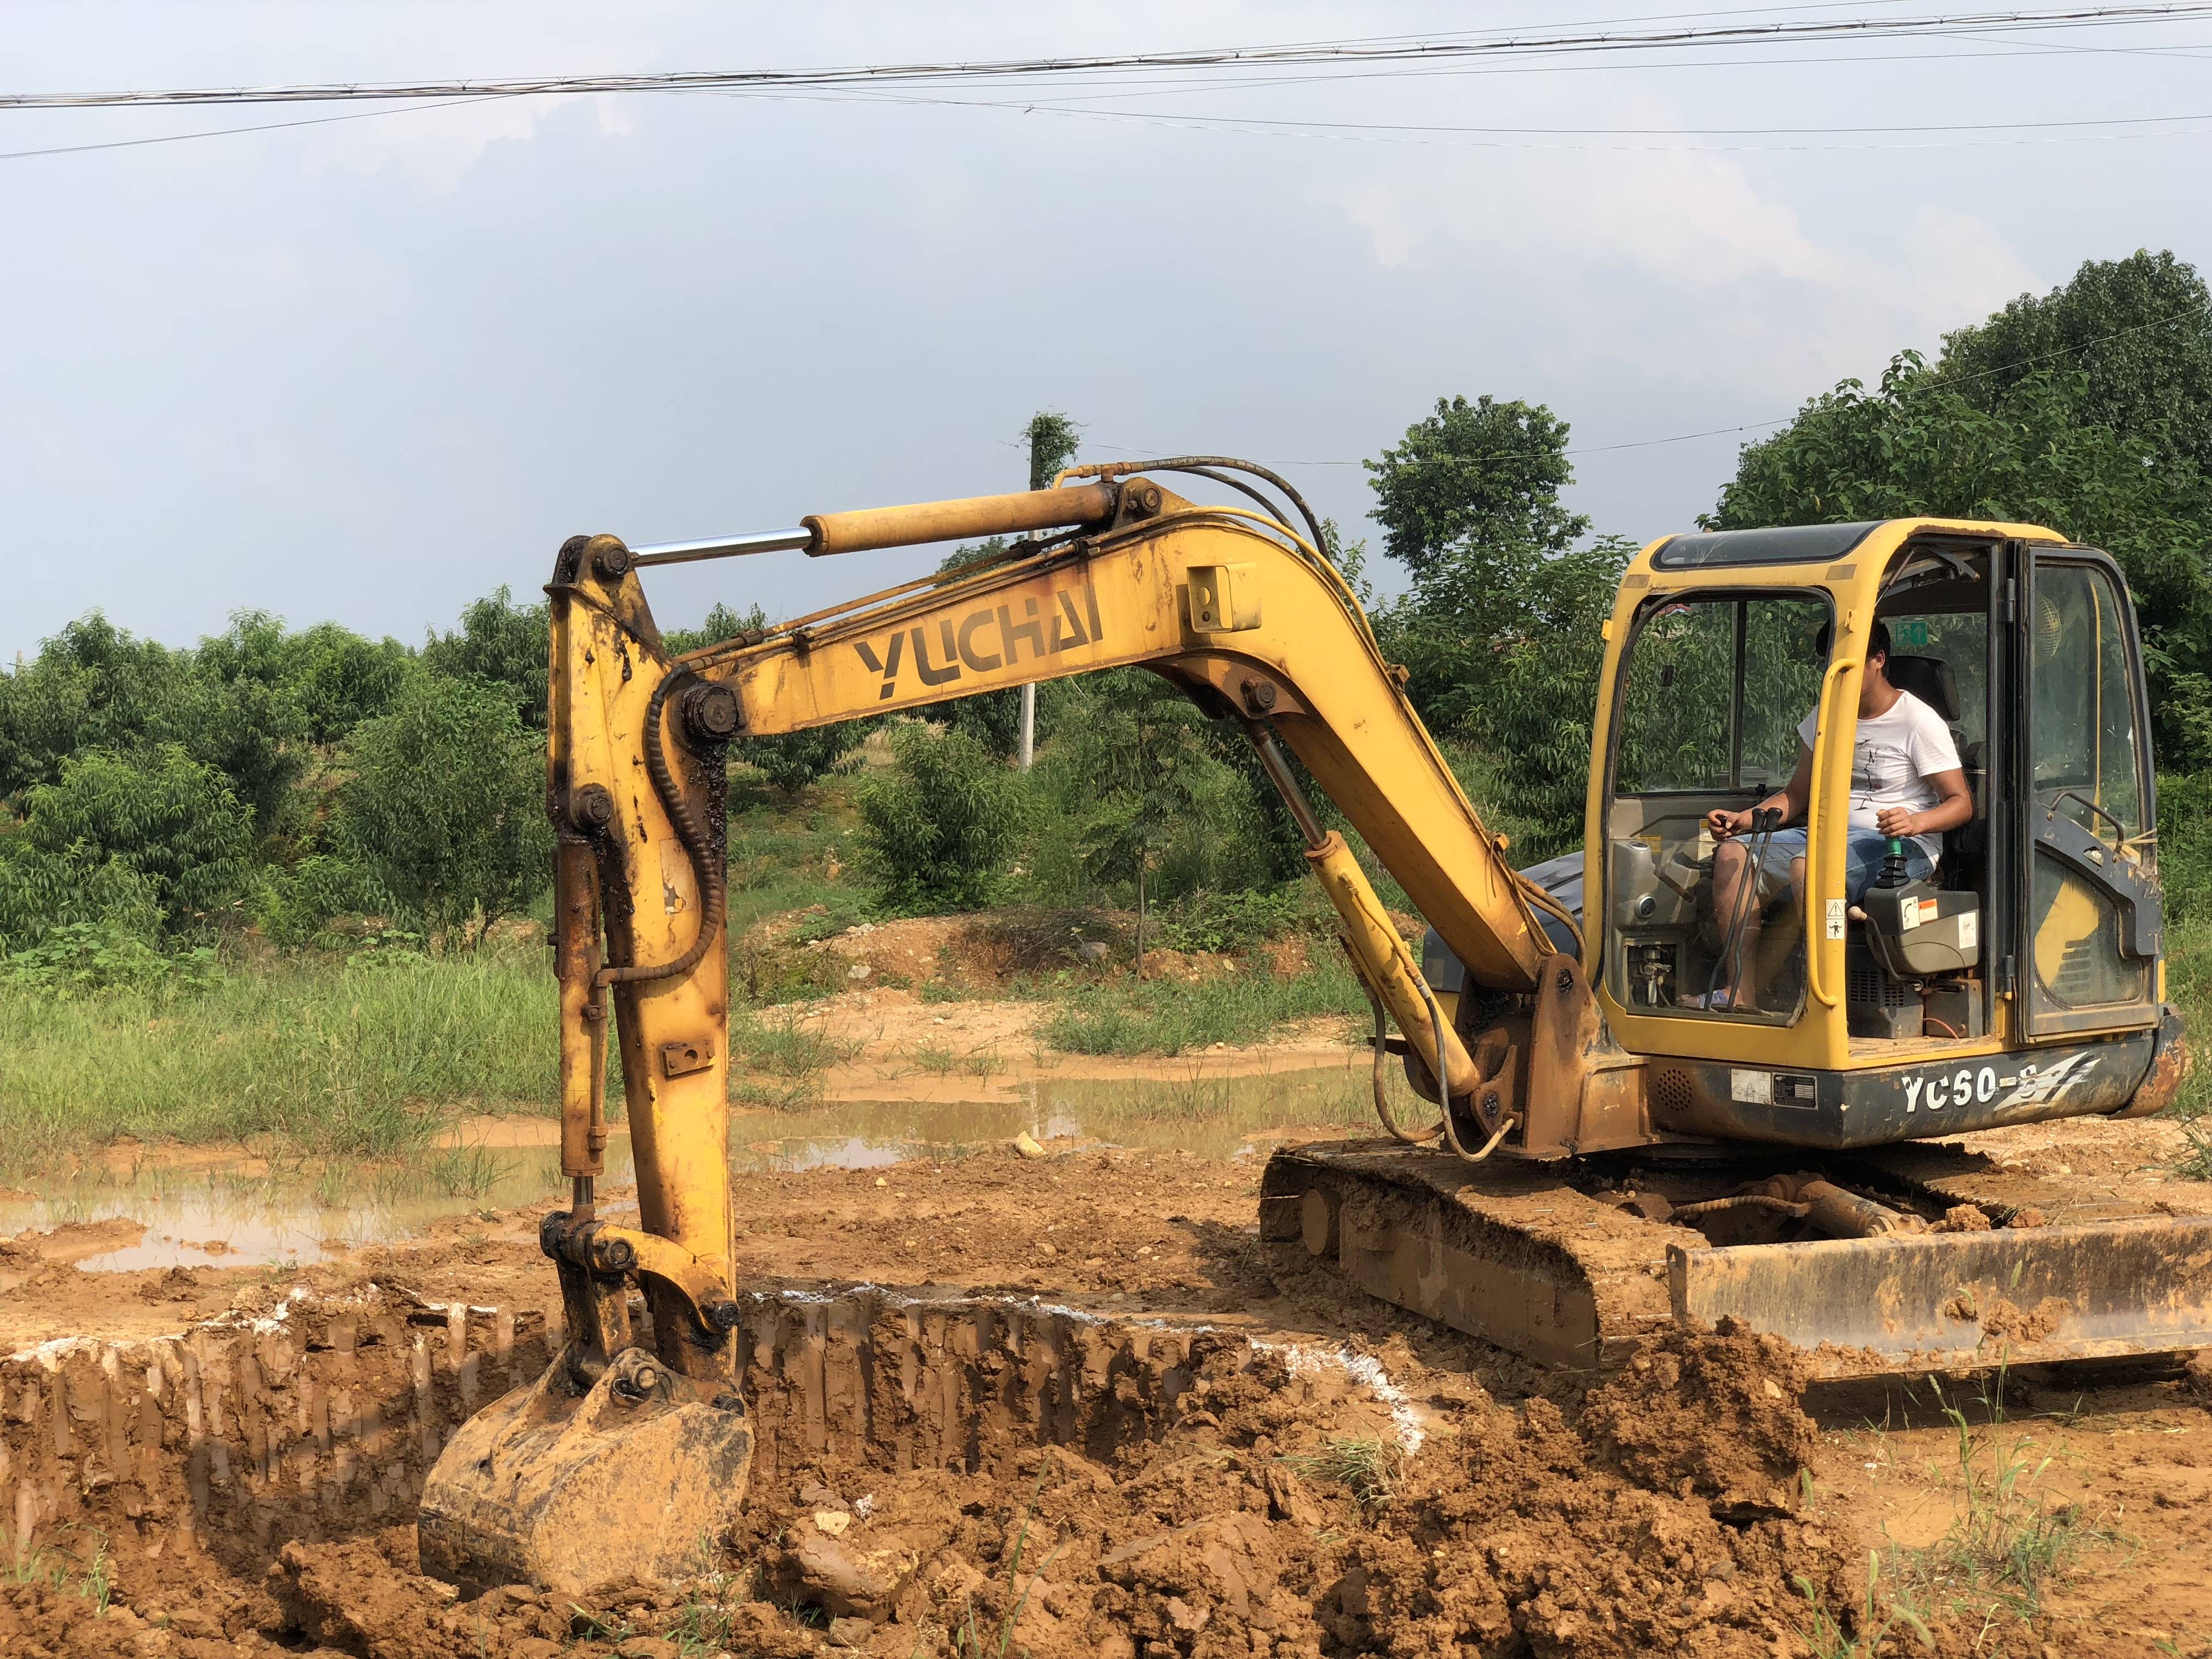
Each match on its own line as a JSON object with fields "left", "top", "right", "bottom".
{"left": 1874, "top": 1375, "right": 2109, "bottom": 1641}
{"left": 1037, "top": 955, "right": 1365, "bottom": 1057}
{"left": 1795, "top": 1551, "right": 1931, "bottom": 1659}
{"left": 1278, "top": 1436, "right": 1400, "bottom": 1508}
{"left": 0, "top": 946, "right": 561, "bottom": 1176}
{"left": 729, "top": 1009, "right": 861, "bottom": 1079}
{"left": 1798, "top": 1374, "right": 2119, "bottom": 1655}
{"left": 2162, "top": 912, "right": 2210, "bottom": 1125}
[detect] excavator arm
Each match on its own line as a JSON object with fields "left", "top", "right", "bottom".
{"left": 421, "top": 464, "right": 1599, "bottom": 1595}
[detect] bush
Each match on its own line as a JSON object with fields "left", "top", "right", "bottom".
{"left": 0, "top": 921, "right": 220, "bottom": 997}
{"left": 12, "top": 744, "right": 256, "bottom": 937}
{"left": 0, "top": 612, "right": 305, "bottom": 829}
{"left": 1025, "top": 671, "right": 1282, "bottom": 907}
{"left": 1150, "top": 887, "right": 1319, "bottom": 953}
{"left": 336, "top": 674, "right": 553, "bottom": 944}
{"left": 251, "top": 852, "right": 399, "bottom": 948}
{"left": 422, "top": 586, "right": 549, "bottom": 729}
{"left": 855, "top": 721, "right": 1022, "bottom": 911}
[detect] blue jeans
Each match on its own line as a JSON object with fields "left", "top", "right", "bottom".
{"left": 1749, "top": 827, "right": 1932, "bottom": 904}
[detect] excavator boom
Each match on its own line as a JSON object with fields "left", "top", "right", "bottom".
{"left": 421, "top": 465, "right": 1577, "bottom": 1593}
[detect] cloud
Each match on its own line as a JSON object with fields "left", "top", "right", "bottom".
{"left": 1333, "top": 128, "right": 2040, "bottom": 402}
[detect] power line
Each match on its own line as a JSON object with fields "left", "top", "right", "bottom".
{"left": 4, "top": 5, "right": 2208, "bottom": 111}
{"left": 0, "top": 95, "right": 516, "bottom": 162}
{"left": 780, "top": 83, "right": 2212, "bottom": 154}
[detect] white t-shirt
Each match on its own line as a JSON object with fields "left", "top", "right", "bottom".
{"left": 1796, "top": 689, "right": 1961, "bottom": 862}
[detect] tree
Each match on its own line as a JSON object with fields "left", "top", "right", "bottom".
{"left": 854, "top": 721, "right": 1023, "bottom": 912}
{"left": 1024, "top": 411, "right": 1083, "bottom": 493}
{"left": 336, "top": 674, "right": 552, "bottom": 943}
{"left": 1939, "top": 250, "right": 2212, "bottom": 474}
{"left": 1365, "top": 395, "right": 1587, "bottom": 579}
{"left": 423, "top": 586, "right": 550, "bottom": 729}
{"left": 1708, "top": 354, "right": 2212, "bottom": 770}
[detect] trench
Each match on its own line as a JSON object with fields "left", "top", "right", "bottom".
{"left": 0, "top": 1280, "right": 1372, "bottom": 1584}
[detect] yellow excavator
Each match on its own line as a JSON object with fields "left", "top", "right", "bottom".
{"left": 419, "top": 457, "right": 2198, "bottom": 1594}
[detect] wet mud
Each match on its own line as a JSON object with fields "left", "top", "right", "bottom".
{"left": 4, "top": 1131, "right": 2210, "bottom": 1657}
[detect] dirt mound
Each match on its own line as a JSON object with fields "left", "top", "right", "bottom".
{"left": 1577, "top": 1318, "right": 1818, "bottom": 1511}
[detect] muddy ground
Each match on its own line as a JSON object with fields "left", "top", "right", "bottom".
{"left": 4, "top": 1114, "right": 2210, "bottom": 1658}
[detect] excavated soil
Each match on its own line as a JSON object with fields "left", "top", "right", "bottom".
{"left": 4, "top": 1127, "right": 2211, "bottom": 1658}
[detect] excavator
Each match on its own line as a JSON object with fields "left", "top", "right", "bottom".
{"left": 418, "top": 456, "right": 2200, "bottom": 1594}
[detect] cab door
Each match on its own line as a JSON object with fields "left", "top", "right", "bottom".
{"left": 2015, "top": 548, "right": 2163, "bottom": 1039}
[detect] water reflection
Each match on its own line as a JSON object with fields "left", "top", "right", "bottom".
{"left": 1, "top": 1059, "right": 1383, "bottom": 1270}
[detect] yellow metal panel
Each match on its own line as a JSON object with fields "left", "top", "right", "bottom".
{"left": 1188, "top": 562, "right": 1262, "bottom": 632}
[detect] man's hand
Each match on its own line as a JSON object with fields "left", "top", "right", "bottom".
{"left": 1706, "top": 807, "right": 1752, "bottom": 839}
{"left": 1875, "top": 806, "right": 1920, "bottom": 838}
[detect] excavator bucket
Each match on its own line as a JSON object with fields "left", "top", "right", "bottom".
{"left": 418, "top": 1344, "right": 753, "bottom": 1597}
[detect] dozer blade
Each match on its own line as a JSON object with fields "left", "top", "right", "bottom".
{"left": 419, "top": 1344, "right": 753, "bottom": 1598}
{"left": 1263, "top": 1142, "right": 2212, "bottom": 1380}
{"left": 1671, "top": 1215, "right": 2212, "bottom": 1375}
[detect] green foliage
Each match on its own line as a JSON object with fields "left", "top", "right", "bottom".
{"left": 1025, "top": 670, "right": 1280, "bottom": 906}
{"left": 2163, "top": 772, "right": 2212, "bottom": 922}
{"left": 0, "top": 612, "right": 306, "bottom": 829}
{"left": 1939, "top": 249, "right": 2212, "bottom": 473}
{"left": 1364, "top": 394, "right": 1588, "bottom": 579}
{"left": 1038, "top": 956, "right": 1364, "bottom": 1056}
{"left": 1023, "top": 410, "right": 1084, "bottom": 492}
{"left": 9, "top": 744, "right": 257, "bottom": 938}
{"left": 196, "top": 611, "right": 415, "bottom": 744}
{"left": 250, "top": 853, "right": 398, "bottom": 948}
{"left": 660, "top": 601, "right": 766, "bottom": 657}
{"left": 422, "top": 584, "right": 549, "bottom": 729}
{"left": 1356, "top": 394, "right": 1623, "bottom": 856}
{"left": 0, "top": 949, "right": 562, "bottom": 1171}
{"left": 1149, "top": 886, "right": 1318, "bottom": 953}
{"left": 1711, "top": 352, "right": 2212, "bottom": 771}
{"left": 336, "top": 674, "right": 552, "bottom": 943}
{"left": 747, "top": 726, "right": 872, "bottom": 797}
{"left": 0, "top": 921, "right": 221, "bottom": 997}
{"left": 855, "top": 721, "right": 1023, "bottom": 911}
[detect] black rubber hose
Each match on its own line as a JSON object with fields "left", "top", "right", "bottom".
{"left": 598, "top": 669, "right": 727, "bottom": 988}
{"left": 1364, "top": 979, "right": 1442, "bottom": 1146}
{"left": 1072, "top": 455, "right": 1330, "bottom": 572}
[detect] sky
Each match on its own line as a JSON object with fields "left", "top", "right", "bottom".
{"left": 6, "top": 2, "right": 2212, "bottom": 658}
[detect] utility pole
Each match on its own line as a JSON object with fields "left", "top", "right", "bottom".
{"left": 1019, "top": 411, "right": 1082, "bottom": 772}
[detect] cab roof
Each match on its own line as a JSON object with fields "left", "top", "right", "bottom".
{"left": 1639, "top": 517, "right": 2066, "bottom": 575}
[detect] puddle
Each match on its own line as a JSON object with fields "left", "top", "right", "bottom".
{"left": 1, "top": 1060, "right": 1380, "bottom": 1271}
{"left": 735, "top": 1065, "right": 1378, "bottom": 1170}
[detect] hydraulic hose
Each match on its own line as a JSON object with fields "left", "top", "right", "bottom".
{"left": 597, "top": 669, "right": 728, "bottom": 989}
{"left": 1364, "top": 979, "right": 1443, "bottom": 1146}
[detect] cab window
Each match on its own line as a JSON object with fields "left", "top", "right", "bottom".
{"left": 1604, "top": 593, "right": 1830, "bottom": 1022}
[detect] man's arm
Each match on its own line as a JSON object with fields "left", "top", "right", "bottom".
{"left": 1876, "top": 768, "right": 1971, "bottom": 839}
{"left": 1707, "top": 742, "right": 1814, "bottom": 839}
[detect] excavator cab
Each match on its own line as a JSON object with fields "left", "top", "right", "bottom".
{"left": 1591, "top": 520, "right": 2172, "bottom": 1144}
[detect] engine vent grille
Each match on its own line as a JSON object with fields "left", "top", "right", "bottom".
{"left": 1652, "top": 1066, "right": 1697, "bottom": 1117}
